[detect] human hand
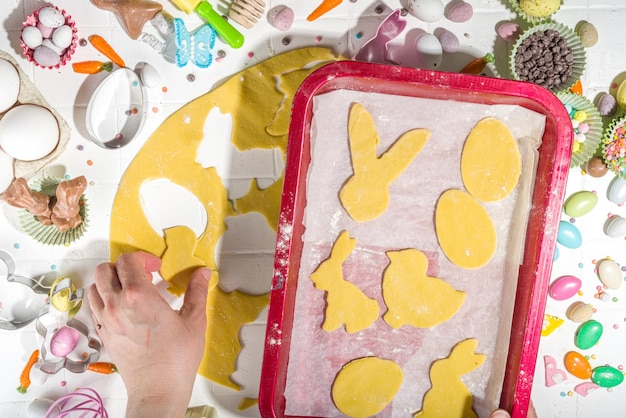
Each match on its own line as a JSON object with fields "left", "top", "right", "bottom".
{"left": 490, "top": 400, "right": 538, "bottom": 418}
{"left": 87, "top": 251, "right": 215, "bottom": 418}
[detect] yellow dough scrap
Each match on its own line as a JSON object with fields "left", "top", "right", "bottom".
{"left": 414, "top": 339, "right": 486, "bottom": 418}
{"left": 332, "top": 357, "right": 403, "bottom": 418}
{"left": 340, "top": 103, "right": 431, "bottom": 222}
{"left": 233, "top": 176, "right": 283, "bottom": 232}
{"left": 237, "top": 398, "right": 258, "bottom": 411}
{"left": 460, "top": 117, "right": 521, "bottom": 202}
{"left": 109, "top": 48, "right": 343, "bottom": 388}
{"left": 382, "top": 249, "right": 465, "bottom": 329}
{"left": 310, "top": 230, "right": 380, "bottom": 333}
{"left": 435, "top": 189, "right": 496, "bottom": 269}
{"left": 160, "top": 226, "right": 208, "bottom": 296}
{"left": 202, "top": 287, "right": 269, "bottom": 390}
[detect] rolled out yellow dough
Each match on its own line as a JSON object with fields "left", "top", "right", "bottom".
{"left": 332, "top": 357, "right": 403, "bottom": 417}
{"left": 435, "top": 189, "right": 496, "bottom": 269}
{"left": 310, "top": 230, "right": 380, "bottom": 333}
{"left": 461, "top": 117, "right": 521, "bottom": 202}
{"left": 340, "top": 103, "right": 431, "bottom": 222}
{"left": 109, "top": 48, "right": 343, "bottom": 389}
{"left": 382, "top": 249, "right": 465, "bottom": 329}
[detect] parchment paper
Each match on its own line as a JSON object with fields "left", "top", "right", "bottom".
{"left": 284, "top": 89, "right": 546, "bottom": 417}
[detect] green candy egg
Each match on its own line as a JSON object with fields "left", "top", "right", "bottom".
{"left": 575, "top": 319, "right": 603, "bottom": 350}
{"left": 563, "top": 190, "right": 598, "bottom": 218}
{"left": 592, "top": 365, "right": 624, "bottom": 388}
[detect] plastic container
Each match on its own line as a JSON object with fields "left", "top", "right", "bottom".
{"left": 259, "top": 61, "right": 573, "bottom": 418}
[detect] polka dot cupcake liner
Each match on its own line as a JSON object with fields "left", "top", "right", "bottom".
{"left": 508, "top": 0, "right": 564, "bottom": 24}
{"left": 602, "top": 115, "right": 626, "bottom": 179}
{"left": 509, "top": 21, "right": 586, "bottom": 94}
{"left": 557, "top": 92, "right": 603, "bottom": 168}
{"left": 17, "top": 177, "right": 89, "bottom": 246}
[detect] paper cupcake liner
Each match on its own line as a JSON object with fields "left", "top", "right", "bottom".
{"left": 509, "top": 22, "right": 586, "bottom": 94}
{"left": 557, "top": 92, "right": 603, "bottom": 167}
{"left": 508, "top": 0, "right": 564, "bottom": 24}
{"left": 602, "top": 115, "right": 626, "bottom": 179}
{"left": 21, "top": 6, "right": 78, "bottom": 69}
{"left": 17, "top": 177, "right": 89, "bottom": 246}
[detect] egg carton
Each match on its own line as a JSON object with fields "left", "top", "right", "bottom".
{"left": 0, "top": 49, "right": 70, "bottom": 197}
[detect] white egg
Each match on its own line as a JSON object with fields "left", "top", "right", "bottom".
{"left": 0, "top": 149, "right": 14, "bottom": 194}
{"left": 0, "top": 104, "right": 59, "bottom": 161}
{"left": 415, "top": 33, "right": 443, "bottom": 69}
{"left": 21, "top": 26, "right": 43, "bottom": 50}
{"left": 407, "top": 0, "right": 444, "bottom": 22}
{"left": 51, "top": 25, "right": 73, "bottom": 49}
{"left": 0, "top": 59, "right": 20, "bottom": 113}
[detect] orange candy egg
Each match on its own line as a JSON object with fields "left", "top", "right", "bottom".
{"left": 564, "top": 351, "right": 592, "bottom": 379}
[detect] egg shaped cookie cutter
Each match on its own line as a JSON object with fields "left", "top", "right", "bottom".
{"left": 0, "top": 249, "right": 48, "bottom": 330}
{"left": 86, "top": 67, "right": 147, "bottom": 148}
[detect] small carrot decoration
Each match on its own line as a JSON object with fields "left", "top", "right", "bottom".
{"left": 87, "top": 362, "right": 118, "bottom": 374}
{"left": 72, "top": 60, "right": 113, "bottom": 74}
{"left": 17, "top": 349, "right": 40, "bottom": 394}
{"left": 460, "top": 52, "right": 494, "bottom": 74}
{"left": 88, "top": 34, "right": 126, "bottom": 68}
{"left": 570, "top": 79, "right": 583, "bottom": 95}
{"left": 307, "top": 0, "right": 343, "bottom": 21}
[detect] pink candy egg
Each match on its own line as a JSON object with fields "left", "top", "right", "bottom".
{"left": 549, "top": 275, "right": 582, "bottom": 300}
{"left": 50, "top": 326, "right": 80, "bottom": 357}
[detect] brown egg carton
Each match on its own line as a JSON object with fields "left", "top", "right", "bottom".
{"left": 0, "top": 49, "right": 70, "bottom": 198}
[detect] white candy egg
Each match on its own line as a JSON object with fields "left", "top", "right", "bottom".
{"left": 0, "top": 59, "right": 20, "bottom": 113}
{"left": 407, "top": 0, "right": 444, "bottom": 22}
{"left": 21, "top": 26, "right": 43, "bottom": 50}
{"left": 0, "top": 104, "right": 59, "bottom": 161}
{"left": 415, "top": 33, "right": 443, "bottom": 69}
{"left": 52, "top": 25, "right": 73, "bottom": 49}
{"left": 0, "top": 149, "right": 14, "bottom": 194}
{"left": 38, "top": 7, "right": 65, "bottom": 29}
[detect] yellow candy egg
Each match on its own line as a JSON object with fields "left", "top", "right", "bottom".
{"left": 519, "top": 0, "right": 561, "bottom": 18}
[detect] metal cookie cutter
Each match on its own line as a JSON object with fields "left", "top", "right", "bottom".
{"left": 0, "top": 249, "right": 49, "bottom": 330}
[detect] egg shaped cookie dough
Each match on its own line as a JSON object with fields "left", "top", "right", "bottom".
{"left": 435, "top": 189, "right": 496, "bottom": 269}
{"left": 461, "top": 117, "right": 521, "bottom": 202}
{"left": 332, "top": 357, "right": 403, "bottom": 417}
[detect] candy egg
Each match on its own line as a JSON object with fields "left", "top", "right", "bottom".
{"left": 597, "top": 258, "right": 622, "bottom": 290}
{"left": 0, "top": 104, "right": 60, "bottom": 161}
{"left": 557, "top": 220, "right": 582, "bottom": 248}
{"left": 407, "top": 0, "right": 444, "bottom": 22}
{"left": 597, "top": 93, "right": 617, "bottom": 117}
{"left": 445, "top": 0, "right": 473, "bottom": 23}
{"left": 37, "top": 6, "right": 65, "bottom": 29}
{"left": 49, "top": 326, "right": 80, "bottom": 357}
{"left": 267, "top": 5, "right": 294, "bottom": 31}
{"left": 575, "top": 319, "right": 603, "bottom": 350}
{"left": 51, "top": 24, "right": 73, "bottom": 50}
{"left": 566, "top": 301, "right": 593, "bottom": 323}
{"left": 592, "top": 365, "right": 624, "bottom": 388}
{"left": 436, "top": 28, "right": 459, "bottom": 53}
{"left": 607, "top": 176, "right": 626, "bottom": 204}
{"left": 564, "top": 351, "right": 592, "bottom": 379}
{"left": 549, "top": 275, "right": 581, "bottom": 300}
{"left": 0, "top": 59, "right": 20, "bottom": 113}
{"left": 33, "top": 45, "right": 61, "bottom": 67}
{"left": 604, "top": 215, "right": 626, "bottom": 238}
{"left": 576, "top": 21, "right": 598, "bottom": 48}
{"left": 415, "top": 33, "right": 443, "bottom": 69}
{"left": 563, "top": 190, "right": 597, "bottom": 217}
{"left": 584, "top": 156, "right": 609, "bottom": 177}
{"left": 616, "top": 79, "right": 626, "bottom": 111}
{"left": 519, "top": 0, "right": 560, "bottom": 18}
{"left": 21, "top": 25, "right": 43, "bottom": 50}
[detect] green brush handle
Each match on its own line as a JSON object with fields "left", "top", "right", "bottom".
{"left": 195, "top": 1, "right": 244, "bottom": 49}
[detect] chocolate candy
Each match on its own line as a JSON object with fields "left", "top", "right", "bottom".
{"left": 514, "top": 29, "right": 574, "bottom": 89}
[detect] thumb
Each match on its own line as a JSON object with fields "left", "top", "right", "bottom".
{"left": 179, "top": 268, "right": 214, "bottom": 328}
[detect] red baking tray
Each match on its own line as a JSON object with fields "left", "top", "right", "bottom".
{"left": 259, "top": 60, "right": 573, "bottom": 418}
